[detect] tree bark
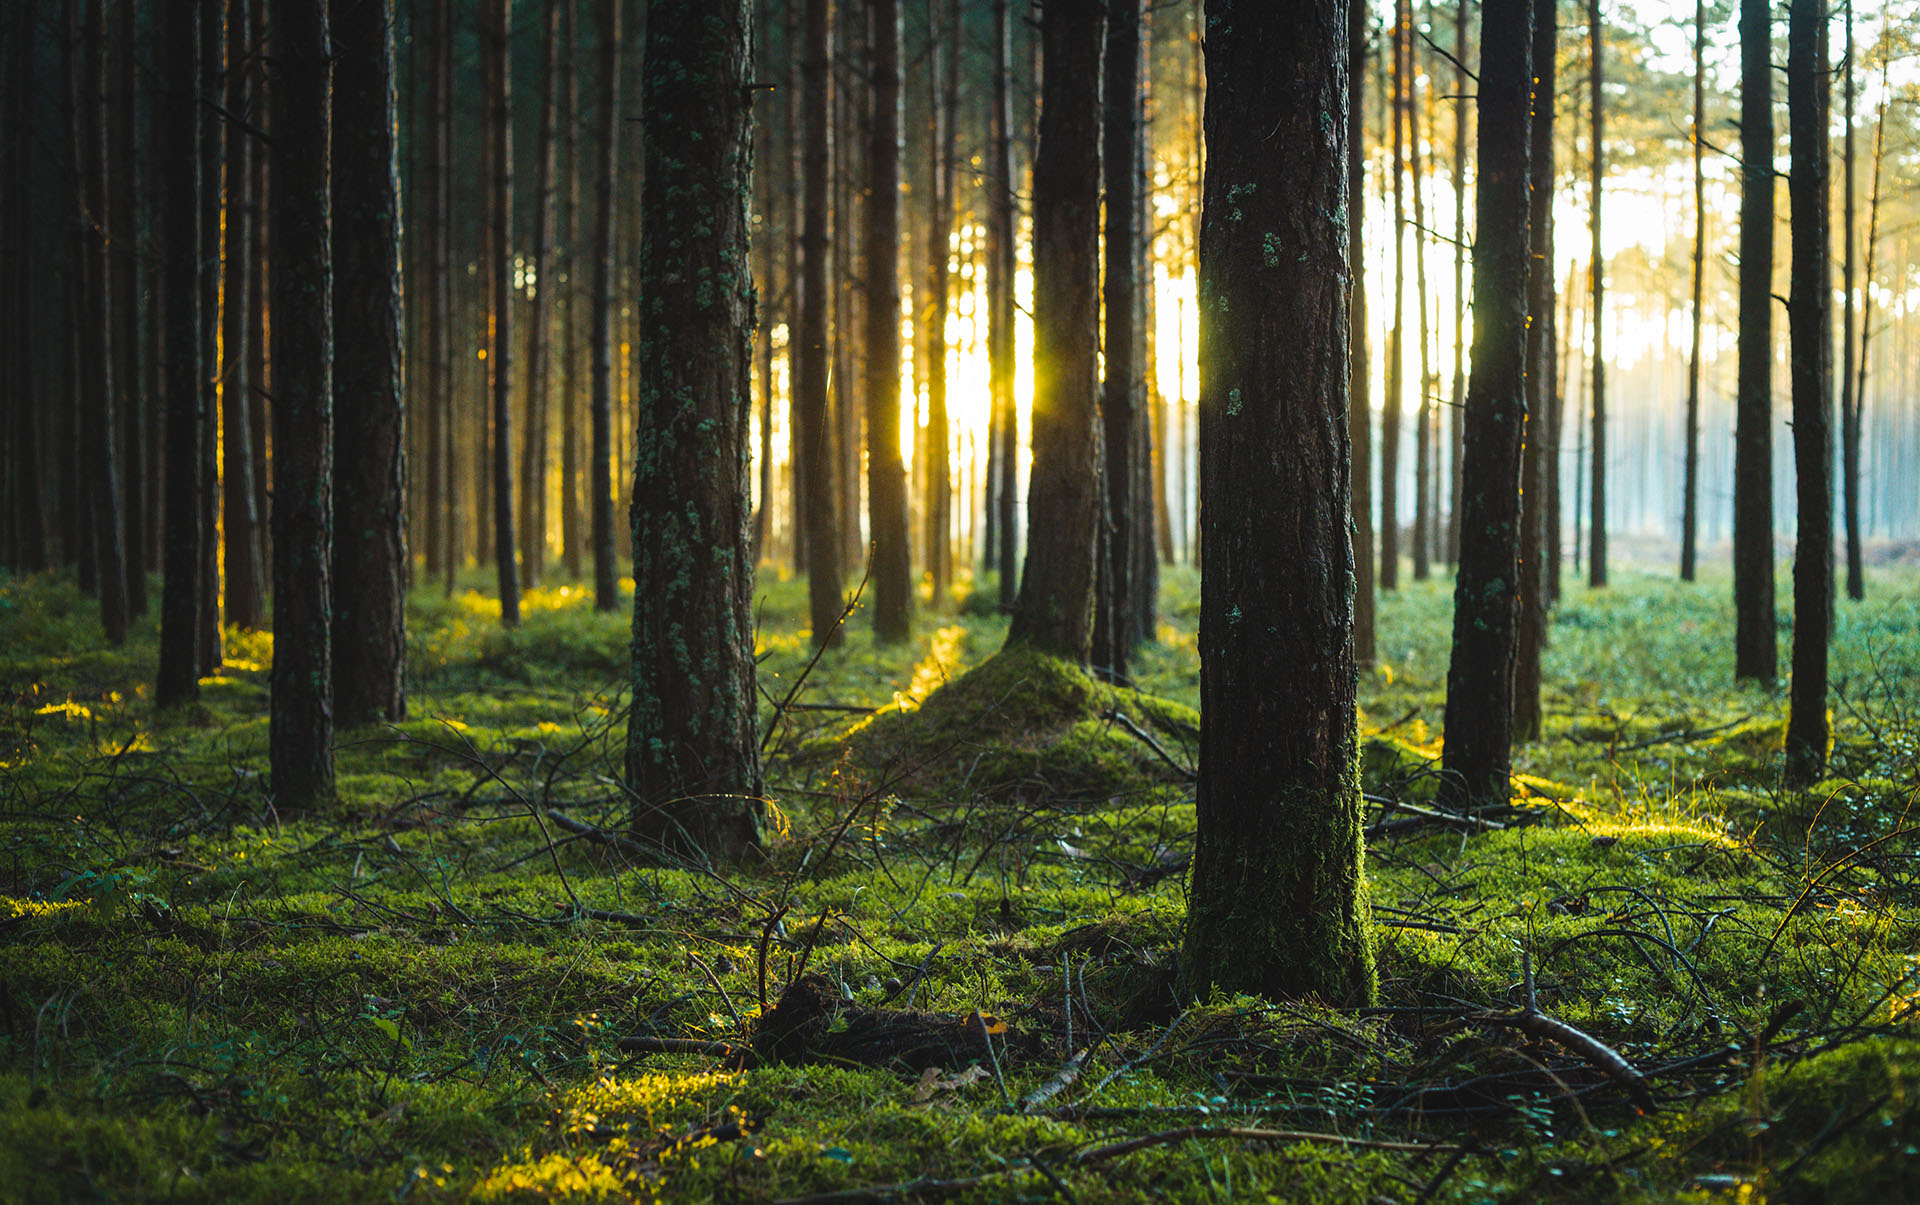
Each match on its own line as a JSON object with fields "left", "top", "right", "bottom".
{"left": 864, "top": 0, "right": 912, "bottom": 644}
{"left": 1783, "top": 0, "right": 1831, "bottom": 785}
{"left": 520, "top": 0, "right": 562, "bottom": 589}
{"left": 1348, "top": 0, "right": 1374, "bottom": 666}
{"left": 590, "top": 0, "right": 621, "bottom": 610}
{"left": 1514, "top": 0, "right": 1555, "bottom": 744}
{"left": 423, "top": 0, "right": 451, "bottom": 583}
{"left": 197, "top": 0, "right": 223, "bottom": 676}
{"left": 79, "top": 0, "right": 129, "bottom": 646}
{"left": 269, "top": 0, "right": 335, "bottom": 808}
{"left": 797, "top": 0, "right": 844, "bottom": 646}
{"left": 1446, "top": 0, "right": 1470, "bottom": 567}
{"left": 1440, "top": 0, "right": 1532, "bottom": 809}
{"left": 484, "top": 0, "right": 520, "bottom": 626}
{"left": 920, "top": 0, "right": 959, "bottom": 603}
{"left": 222, "top": 0, "right": 266, "bottom": 630}
{"left": 110, "top": 0, "right": 146, "bottom": 615}
{"left": 157, "top": 2, "right": 204, "bottom": 707}
{"left": 1586, "top": 0, "right": 1606, "bottom": 589}
{"left": 986, "top": 0, "right": 1018, "bottom": 609}
{"left": 560, "top": 0, "right": 583, "bottom": 579}
{"left": 626, "top": 0, "right": 764, "bottom": 864}
{"left": 1680, "top": 0, "right": 1705, "bottom": 582}
{"left": 1095, "top": 0, "right": 1142, "bottom": 680}
{"left": 1181, "top": 0, "right": 1375, "bottom": 1007}
{"left": 1408, "top": 29, "right": 1433, "bottom": 583}
{"left": 331, "top": 0, "right": 408, "bottom": 727}
{"left": 1733, "top": 0, "right": 1777, "bottom": 681}
{"left": 1006, "top": 0, "right": 1103, "bottom": 665}
{"left": 1839, "top": 0, "right": 1861, "bottom": 601}
{"left": 1381, "top": 0, "right": 1406, "bottom": 592}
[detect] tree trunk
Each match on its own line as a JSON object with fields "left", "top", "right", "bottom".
{"left": 332, "top": 0, "right": 407, "bottom": 727}
{"left": 198, "top": 0, "right": 223, "bottom": 676}
{"left": 1349, "top": 0, "right": 1374, "bottom": 666}
{"left": 921, "top": 0, "right": 959, "bottom": 603}
{"left": 1095, "top": 0, "right": 1142, "bottom": 680}
{"left": 79, "top": 0, "right": 129, "bottom": 646}
{"left": 222, "top": 0, "right": 266, "bottom": 630}
{"left": 1381, "top": 0, "right": 1405, "bottom": 592}
{"left": 1853, "top": 83, "right": 1885, "bottom": 589}
{"left": 559, "top": 0, "right": 583, "bottom": 579}
{"left": 833, "top": 4, "right": 864, "bottom": 576}
{"left": 5, "top": 0, "right": 50, "bottom": 574}
{"left": 110, "top": 0, "right": 146, "bottom": 616}
{"left": 157, "top": 3, "right": 204, "bottom": 707}
{"left": 1733, "top": 0, "right": 1777, "bottom": 681}
{"left": 1514, "top": 0, "right": 1555, "bottom": 744}
{"left": 590, "top": 0, "right": 621, "bottom": 610}
{"left": 1680, "top": 0, "right": 1705, "bottom": 582}
{"left": 1006, "top": 0, "right": 1102, "bottom": 665}
{"left": 422, "top": 0, "right": 450, "bottom": 583}
{"left": 1440, "top": 0, "right": 1531, "bottom": 810}
{"left": 864, "top": 0, "right": 912, "bottom": 643}
{"left": 1840, "top": 0, "right": 1861, "bottom": 601}
{"left": 1181, "top": 0, "right": 1375, "bottom": 1007}
{"left": 269, "top": 0, "right": 335, "bottom": 808}
{"left": 1409, "top": 33, "right": 1433, "bottom": 583}
{"left": 1586, "top": 0, "right": 1606, "bottom": 589}
{"left": 626, "top": 0, "right": 764, "bottom": 864}
{"left": 483, "top": 0, "right": 520, "bottom": 626}
{"left": 519, "top": 0, "right": 561, "bottom": 589}
{"left": 797, "top": 0, "right": 843, "bottom": 646}
{"left": 987, "top": 0, "right": 1018, "bottom": 610}
{"left": 1446, "top": 0, "right": 1470, "bottom": 567}
{"left": 1783, "top": 0, "right": 1831, "bottom": 785}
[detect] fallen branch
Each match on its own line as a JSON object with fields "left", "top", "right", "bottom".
{"left": 1473, "top": 1009, "right": 1657, "bottom": 1113}
{"left": 1104, "top": 710, "right": 1195, "bottom": 781}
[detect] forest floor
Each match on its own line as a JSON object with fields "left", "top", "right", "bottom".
{"left": 2, "top": 564, "right": 1918, "bottom": 1203}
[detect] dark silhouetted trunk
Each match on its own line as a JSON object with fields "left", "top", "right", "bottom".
{"left": 332, "top": 0, "right": 407, "bottom": 726}
{"left": 1586, "top": 0, "right": 1606, "bottom": 588}
{"left": 1381, "top": 0, "right": 1405, "bottom": 591}
{"left": 1006, "top": 0, "right": 1102, "bottom": 664}
{"left": 560, "top": 0, "right": 583, "bottom": 579}
{"left": 1181, "top": 0, "right": 1375, "bottom": 1007}
{"left": 590, "top": 0, "right": 621, "bottom": 609}
{"left": 1681, "top": 0, "right": 1705, "bottom": 582}
{"left": 1840, "top": 0, "right": 1861, "bottom": 601}
{"left": 484, "top": 0, "right": 519, "bottom": 626}
{"left": 197, "top": 0, "right": 222, "bottom": 676}
{"left": 223, "top": 0, "right": 266, "bottom": 630}
{"left": 865, "top": 0, "right": 912, "bottom": 643}
{"left": 1440, "top": 0, "right": 1531, "bottom": 809}
{"left": 110, "top": 0, "right": 146, "bottom": 615}
{"left": 1734, "top": 0, "right": 1776, "bottom": 681}
{"left": 987, "top": 0, "right": 1018, "bottom": 609}
{"left": 6, "top": 0, "right": 49, "bottom": 574}
{"left": 1349, "top": 0, "right": 1374, "bottom": 666}
{"left": 423, "top": 0, "right": 451, "bottom": 585}
{"left": 1783, "top": 0, "right": 1831, "bottom": 785}
{"left": 921, "top": 0, "right": 959, "bottom": 602}
{"left": 157, "top": 3, "right": 204, "bottom": 706}
{"left": 626, "top": 0, "right": 764, "bottom": 864}
{"left": 79, "top": 0, "right": 128, "bottom": 645}
{"left": 1095, "top": 0, "right": 1141, "bottom": 680}
{"left": 269, "top": 0, "right": 335, "bottom": 808}
{"left": 1446, "top": 0, "right": 1470, "bottom": 567}
{"left": 520, "top": 0, "right": 561, "bottom": 588}
{"left": 1514, "top": 0, "right": 1555, "bottom": 744}
{"left": 797, "top": 0, "right": 843, "bottom": 646}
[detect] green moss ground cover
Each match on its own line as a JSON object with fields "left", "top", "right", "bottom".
{"left": 1, "top": 565, "right": 1916, "bottom": 1202}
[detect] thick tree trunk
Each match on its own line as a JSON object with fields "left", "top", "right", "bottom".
{"left": 1440, "top": 0, "right": 1532, "bottom": 809}
{"left": 1181, "top": 0, "right": 1375, "bottom": 1007}
{"left": 1095, "top": 0, "right": 1142, "bottom": 680}
{"left": 797, "top": 0, "right": 844, "bottom": 646}
{"left": 157, "top": 4, "right": 204, "bottom": 707}
{"left": 268, "top": 0, "right": 335, "bottom": 808}
{"left": 590, "top": 0, "right": 621, "bottom": 609}
{"left": 197, "top": 0, "right": 223, "bottom": 676}
{"left": 864, "top": 0, "right": 912, "bottom": 643}
{"left": 1783, "top": 0, "right": 1831, "bottom": 785}
{"left": 79, "top": 0, "right": 128, "bottom": 646}
{"left": 483, "top": 0, "right": 520, "bottom": 626}
{"left": 987, "top": 0, "right": 1018, "bottom": 609}
{"left": 1514, "top": 0, "right": 1555, "bottom": 744}
{"left": 1348, "top": 0, "right": 1374, "bottom": 666}
{"left": 1681, "top": 0, "right": 1705, "bottom": 582}
{"left": 1733, "top": 0, "right": 1777, "bottom": 681}
{"left": 519, "top": 0, "right": 562, "bottom": 589}
{"left": 331, "top": 0, "right": 407, "bottom": 727}
{"left": 223, "top": 0, "right": 266, "bottom": 630}
{"left": 1006, "top": 0, "right": 1103, "bottom": 665}
{"left": 1586, "top": 0, "right": 1606, "bottom": 589}
{"left": 626, "top": 0, "right": 764, "bottom": 865}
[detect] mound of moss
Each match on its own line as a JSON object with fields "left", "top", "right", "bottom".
{"left": 840, "top": 643, "right": 1197, "bottom": 804}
